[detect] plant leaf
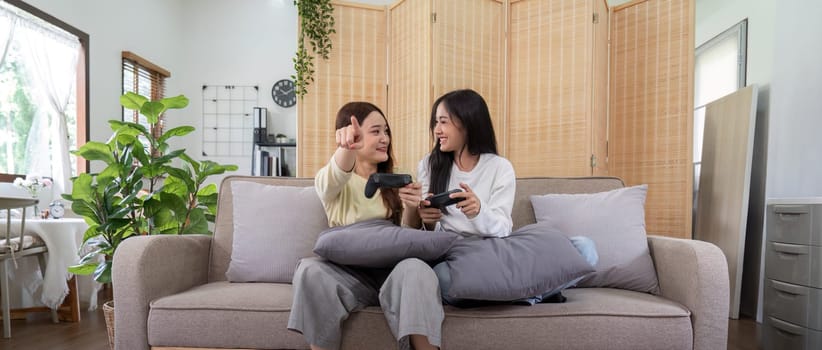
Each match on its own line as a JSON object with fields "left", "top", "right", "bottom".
{"left": 140, "top": 101, "right": 166, "bottom": 124}
{"left": 157, "top": 126, "right": 194, "bottom": 144}
{"left": 120, "top": 92, "right": 148, "bottom": 110}
{"left": 160, "top": 95, "right": 189, "bottom": 109}
{"left": 74, "top": 141, "right": 115, "bottom": 164}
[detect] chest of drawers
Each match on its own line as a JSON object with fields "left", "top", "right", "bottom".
{"left": 763, "top": 200, "right": 822, "bottom": 350}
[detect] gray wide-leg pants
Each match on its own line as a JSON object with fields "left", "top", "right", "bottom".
{"left": 287, "top": 257, "right": 443, "bottom": 350}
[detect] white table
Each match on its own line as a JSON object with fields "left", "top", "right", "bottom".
{"left": 0, "top": 217, "right": 100, "bottom": 311}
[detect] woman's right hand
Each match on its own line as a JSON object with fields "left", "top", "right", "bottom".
{"left": 399, "top": 182, "right": 423, "bottom": 209}
{"left": 417, "top": 194, "right": 443, "bottom": 225}
{"left": 336, "top": 116, "right": 363, "bottom": 150}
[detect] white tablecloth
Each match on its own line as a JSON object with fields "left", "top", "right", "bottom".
{"left": 0, "top": 217, "right": 101, "bottom": 310}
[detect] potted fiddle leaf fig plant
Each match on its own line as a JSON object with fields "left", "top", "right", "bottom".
{"left": 66, "top": 92, "right": 237, "bottom": 282}
{"left": 64, "top": 91, "right": 237, "bottom": 349}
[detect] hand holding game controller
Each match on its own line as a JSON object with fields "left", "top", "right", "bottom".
{"left": 364, "top": 173, "right": 413, "bottom": 198}
{"left": 424, "top": 189, "right": 464, "bottom": 208}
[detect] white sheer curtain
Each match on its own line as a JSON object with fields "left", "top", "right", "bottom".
{"left": 0, "top": 8, "right": 18, "bottom": 172}
{"left": 18, "top": 19, "right": 79, "bottom": 196}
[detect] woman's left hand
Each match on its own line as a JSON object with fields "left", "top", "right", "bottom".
{"left": 399, "top": 182, "right": 423, "bottom": 209}
{"left": 453, "top": 182, "right": 481, "bottom": 219}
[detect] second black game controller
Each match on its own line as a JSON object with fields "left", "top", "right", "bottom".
{"left": 424, "top": 189, "right": 463, "bottom": 208}
{"left": 364, "top": 173, "right": 413, "bottom": 198}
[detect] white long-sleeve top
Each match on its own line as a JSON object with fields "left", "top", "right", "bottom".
{"left": 417, "top": 153, "right": 516, "bottom": 238}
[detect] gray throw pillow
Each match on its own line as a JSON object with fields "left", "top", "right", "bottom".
{"left": 530, "top": 185, "right": 660, "bottom": 294}
{"left": 313, "top": 219, "right": 459, "bottom": 268}
{"left": 226, "top": 181, "right": 328, "bottom": 283}
{"left": 444, "top": 223, "right": 595, "bottom": 301}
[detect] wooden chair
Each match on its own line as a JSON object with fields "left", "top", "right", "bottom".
{"left": 0, "top": 196, "right": 58, "bottom": 338}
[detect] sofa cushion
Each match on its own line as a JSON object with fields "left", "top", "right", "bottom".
{"left": 530, "top": 185, "right": 660, "bottom": 294}
{"left": 313, "top": 219, "right": 459, "bottom": 268}
{"left": 148, "top": 283, "right": 691, "bottom": 350}
{"left": 226, "top": 181, "right": 328, "bottom": 282}
{"left": 148, "top": 282, "right": 308, "bottom": 349}
{"left": 444, "top": 223, "right": 594, "bottom": 300}
{"left": 345, "top": 288, "right": 692, "bottom": 350}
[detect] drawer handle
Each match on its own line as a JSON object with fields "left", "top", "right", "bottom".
{"left": 772, "top": 242, "right": 809, "bottom": 255}
{"left": 769, "top": 317, "right": 806, "bottom": 336}
{"left": 773, "top": 205, "right": 809, "bottom": 214}
{"left": 771, "top": 280, "right": 806, "bottom": 296}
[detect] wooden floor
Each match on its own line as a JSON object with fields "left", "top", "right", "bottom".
{"left": 1, "top": 311, "right": 761, "bottom": 350}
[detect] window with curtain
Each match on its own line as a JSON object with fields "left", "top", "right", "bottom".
{"left": 0, "top": 1, "right": 84, "bottom": 197}
{"left": 693, "top": 19, "right": 747, "bottom": 220}
{"left": 121, "top": 51, "right": 169, "bottom": 150}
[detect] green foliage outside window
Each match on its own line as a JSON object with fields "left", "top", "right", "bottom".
{"left": 0, "top": 58, "right": 37, "bottom": 174}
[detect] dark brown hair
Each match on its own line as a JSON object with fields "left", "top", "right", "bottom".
{"left": 336, "top": 102, "right": 402, "bottom": 224}
{"left": 428, "top": 89, "right": 498, "bottom": 196}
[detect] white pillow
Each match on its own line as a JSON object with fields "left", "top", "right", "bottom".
{"left": 530, "top": 185, "right": 660, "bottom": 294}
{"left": 226, "top": 181, "right": 328, "bottom": 283}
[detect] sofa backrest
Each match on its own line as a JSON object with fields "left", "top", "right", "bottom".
{"left": 210, "top": 175, "right": 624, "bottom": 282}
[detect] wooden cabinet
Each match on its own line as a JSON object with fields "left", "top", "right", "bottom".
{"left": 298, "top": 0, "right": 694, "bottom": 238}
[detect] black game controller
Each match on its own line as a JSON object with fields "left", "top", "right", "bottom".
{"left": 424, "top": 189, "right": 463, "bottom": 208}
{"left": 364, "top": 173, "right": 413, "bottom": 198}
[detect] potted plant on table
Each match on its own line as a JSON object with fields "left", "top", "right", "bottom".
{"left": 64, "top": 92, "right": 237, "bottom": 349}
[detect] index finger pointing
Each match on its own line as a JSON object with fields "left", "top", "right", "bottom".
{"left": 350, "top": 116, "right": 361, "bottom": 129}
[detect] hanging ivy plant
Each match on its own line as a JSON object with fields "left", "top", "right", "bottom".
{"left": 293, "top": 0, "right": 335, "bottom": 98}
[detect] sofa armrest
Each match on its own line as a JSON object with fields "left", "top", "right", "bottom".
{"left": 112, "top": 235, "right": 212, "bottom": 350}
{"left": 647, "top": 235, "right": 729, "bottom": 350}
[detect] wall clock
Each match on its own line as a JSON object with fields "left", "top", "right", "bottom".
{"left": 272, "top": 79, "right": 297, "bottom": 108}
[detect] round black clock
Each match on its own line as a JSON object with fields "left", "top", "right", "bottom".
{"left": 272, "top": 79, "right": 297, "bottom": 108}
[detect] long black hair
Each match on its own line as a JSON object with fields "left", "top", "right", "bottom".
{"left": 335, "top": 102, "right": 401, "bottom": 224}
{"left": 427, "top": 89, "right": 498, "bottom": 195}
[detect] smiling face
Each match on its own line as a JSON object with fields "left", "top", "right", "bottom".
{"left": 357, "top": 111, "right": 391, "bottom": 165}
{"left": 433, "top": 102, "right": 466, "bottom": 153}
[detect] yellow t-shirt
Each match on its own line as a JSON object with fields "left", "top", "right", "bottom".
{"left": 314, "top": 157, "right": 390, "bottom": 227}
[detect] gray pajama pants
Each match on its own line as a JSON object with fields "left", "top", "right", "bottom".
{"left": 287, "top": 257, "right": 444, "bottom": 350}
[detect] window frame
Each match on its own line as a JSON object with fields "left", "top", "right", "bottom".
{"left": 121, "top": 51, "right": 170, "bottom": 143}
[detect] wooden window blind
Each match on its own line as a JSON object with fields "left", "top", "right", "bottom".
{"left": 122, "top": 51, "right": 170, "bottom": 140}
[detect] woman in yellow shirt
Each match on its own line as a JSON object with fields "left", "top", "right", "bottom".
{"left": 288, "top": 101, "right": 440, "bottom": 350}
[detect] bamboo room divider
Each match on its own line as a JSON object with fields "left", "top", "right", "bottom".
{"left": 508, "top": 0, "right": 600, "bottom": 177}
{"left": 387, "top": 0, "right": 431, "bottom": 173}
{"left": 431, "top": 0, "right": 505, "bottom": 155}
{"left": 297, "top": 2, "right": 387, "bottom": 176}
{"left": 298, "top": 0, "right": 694, "bottom": 238}
{"left": 609, "top": 0, "right": 694, "bottom": 238}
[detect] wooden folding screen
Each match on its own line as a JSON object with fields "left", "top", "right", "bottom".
{"left": 387, "top": 0, "right": 431, "bottom": 173}
{"left": 297, "top": 2, "right": 387, "bottom": 176}
{"left": 298, "top": 0, "right": 694, "bottom": 238}
{"left": 508, "top": 0, "right": 603, "bottom": 177}
{"left": 609, "top": 0, "right": 695, "bottom": 238}
{"left": 431, "top": 0, "right": 505, "bottom": 152}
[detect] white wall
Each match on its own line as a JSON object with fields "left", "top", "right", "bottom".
{"left": 174, "top": 0, "right": 298, "bottom": 176}
{"left": 767, "top": 0, "right": 822, "bottom": 197}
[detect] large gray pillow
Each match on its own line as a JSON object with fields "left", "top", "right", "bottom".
{"left": 530, "top": 185, "right": 660, "bottom": 294}
{"left": 313, "top": 219, "right": 459, "bottom": 268}
{"left": 226, "top": 181, "right": 328, "bottom": 283}
{"left": 444, "top": 223, "right": 595, "bottom": 301}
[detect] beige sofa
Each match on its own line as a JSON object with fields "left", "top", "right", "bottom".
{"left": 113, "top": 176, "right": 730, "bottom": 350}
